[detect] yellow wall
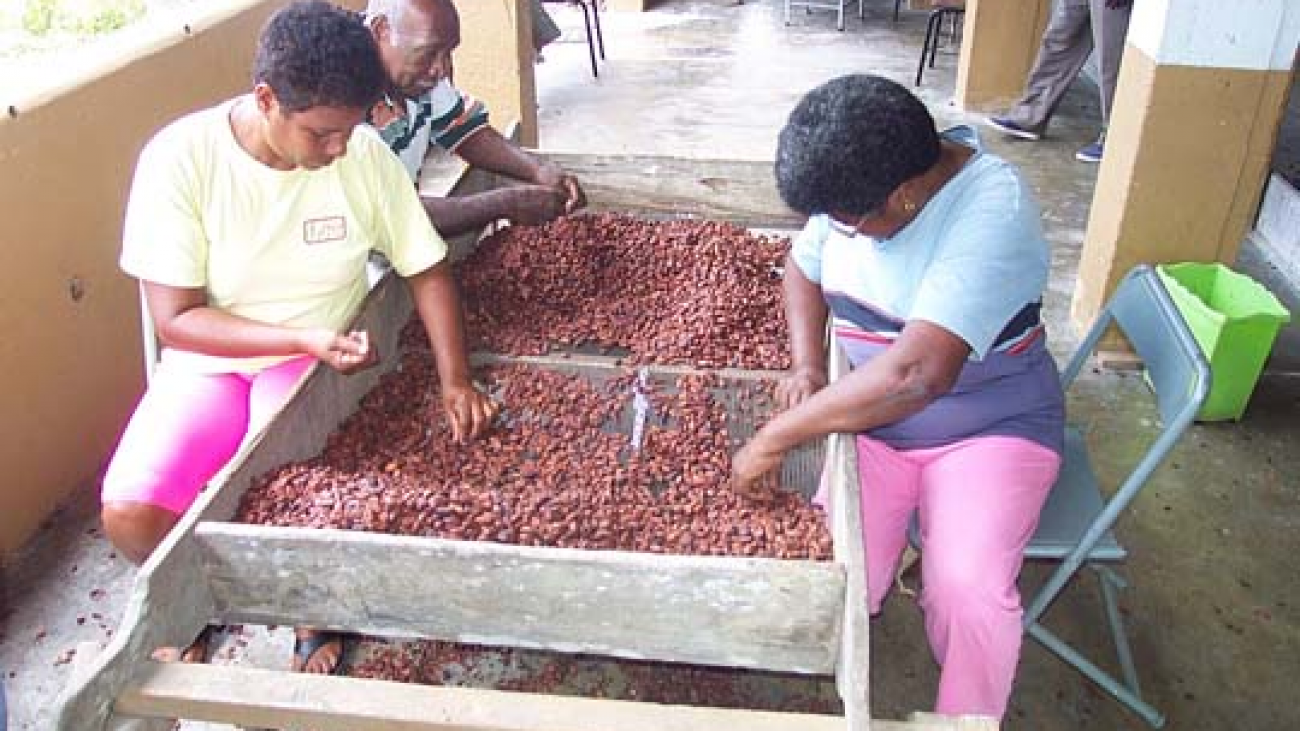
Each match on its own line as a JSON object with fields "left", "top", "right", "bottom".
{"left": 455, "top": 0, "right": 537, "bottom": 147}
{"left": 955, "top": 0, "right": 1053, "bottom": 112}
{"left": 0, "top": 0, "right": 368, "bottom": 560}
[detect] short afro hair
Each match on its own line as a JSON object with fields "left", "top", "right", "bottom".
{"left": 254, "top": 0, "right": 386, "bottom": 114}
{"left": 775, "top": 74, "right": 941, "bottom": 216}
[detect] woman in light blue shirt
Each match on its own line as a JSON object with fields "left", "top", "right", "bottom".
{"left": 731, "top": 74, "right": 1065, "bottom": 721}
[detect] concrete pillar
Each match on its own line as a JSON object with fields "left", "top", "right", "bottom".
{"left": 454, "top": 0, "right": 538, "bottom": 146}
{"left": 1071, "top": 0, "right": 1300, "bottom": 332}
{"left": 954, "top": 0, "right": 1053, "bottom": 112}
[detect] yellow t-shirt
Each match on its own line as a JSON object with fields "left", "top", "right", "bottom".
{"left": 120, "top": 96, "right": 444, "bottom": 374}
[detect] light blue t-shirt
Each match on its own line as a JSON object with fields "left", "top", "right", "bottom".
{"left": 791, "top": 126, "right": 1064, "bottom": 453}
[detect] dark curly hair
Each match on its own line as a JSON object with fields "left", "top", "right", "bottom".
{"left": 775, "top": 74, "right": 941, "bottom": 216}
{"left": 254, "top": 0, "right": 386, "bottom": 113}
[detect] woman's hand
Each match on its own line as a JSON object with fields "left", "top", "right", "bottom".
{"left": 729, "top": 434, "right": 787, "bottom": 502}
{"left": 439, "top": 382, "right": 500, "bottom": 443}
{"left": 302, "top": 329, "right": 377, "bottom": 375}
{"left": 775, "top": 365, "right": 828, "bottom": 411}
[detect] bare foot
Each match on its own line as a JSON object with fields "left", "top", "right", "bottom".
{"left": 291, "top": 628, "right": 345, "bottom": 674}
{"left": 150, "top": 625, "right": 214, "bottom": 663}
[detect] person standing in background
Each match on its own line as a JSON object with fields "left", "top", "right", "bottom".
{"left": 985, "top": 0, "right": 1133, "bottom": 163}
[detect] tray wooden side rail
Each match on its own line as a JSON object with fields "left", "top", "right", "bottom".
{"left": 196, "top": 524, "right": 845, "bottom": 673}
{"left": 115, "top": 664, "right": 990, "bottom": 731}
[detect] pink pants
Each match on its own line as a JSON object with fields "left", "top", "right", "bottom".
{"left": 818, "top": 435, "right": 1060, "bottom": 720}
{"left": 101, "top": 356, "right": 315, "bottom": 515}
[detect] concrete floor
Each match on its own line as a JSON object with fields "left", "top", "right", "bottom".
{"left": 3, "top": 1, "right": 1299, "bottom": 729}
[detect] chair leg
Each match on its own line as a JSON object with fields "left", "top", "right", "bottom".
{"left": 1023, "top": 558, "right": 1167, "bottom": 728}
{"left": 589, "top": 0, "right": 605, "bottom": 59}
{"left": 1026, "top": 621, "right": 1167, "bottom": 728}
{"left": 928, "top": 12, "right": 943, "bottom": 69}
{"left": 929, "top": 9, "right": 955, "bottom": 70}
{"left": 1095, "top": 565, "right": 1143, "bottom": 695}
{"left": 574, "top": 0, "right": 598, "bottom": 78}
{"left": 915, "top": 10, "right": 942, "bottom": 85}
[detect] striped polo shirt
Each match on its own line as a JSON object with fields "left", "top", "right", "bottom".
{"left": 367, "top": 78, "right": 489, "bottom": 182}
{"left": 791, "top": 126, "right": 1065, "bottom": 454}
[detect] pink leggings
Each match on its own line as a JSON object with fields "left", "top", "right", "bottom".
{"left": 101, "top": 356, "right": 315, "bottom": 515}
{"left": 818, "top": 435, "right": 1061, "bottom": 720}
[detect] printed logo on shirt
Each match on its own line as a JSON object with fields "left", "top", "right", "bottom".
{"left": 303, "top": 216, "right": 347, "bottom": 245}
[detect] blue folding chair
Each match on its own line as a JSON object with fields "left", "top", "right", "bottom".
{"left": 909, "top": 265, "right": 1210, "bottom": 727}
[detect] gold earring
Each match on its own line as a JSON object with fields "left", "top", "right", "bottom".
{"left": 903, "top": 200, "right": 917, "bottom": 214}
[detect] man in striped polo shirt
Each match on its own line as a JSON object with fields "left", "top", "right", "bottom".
{"left": 363, "top": 0, "right": 586, "bottom": 236}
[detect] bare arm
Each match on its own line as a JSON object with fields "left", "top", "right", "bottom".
{"left": 455, "top": 126, "right": 551, "bottom": 185}
{"left": 731, "top": 319, "right": 971, "bottom": 497}
{"left": 418, "top": 127, "right": 587, "bottom": 237}
{"left": 142, "top": 281, "right": 372, "bottom": 372}
{"left": 407, "top": 260, "right": 498, "bottom": 442}
{"left": 419, "top": 188, "right": 538, "bottom": 238}
{"left": 775, "top": 254, "right": 830, "bottom": 410}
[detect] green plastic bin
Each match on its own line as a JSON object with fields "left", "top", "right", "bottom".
{"left": 1157, "top": 262, "right": 1291, "bottom": 421}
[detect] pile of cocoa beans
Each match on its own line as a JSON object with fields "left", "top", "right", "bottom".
{"left": 236, "top": 354, "right": 830, "bottom": 560}
{"left": 402, "top": 213, "right": 791, "bottom": 370}
{"left": 348, "top": 638, "right": 841, "bottom": 712}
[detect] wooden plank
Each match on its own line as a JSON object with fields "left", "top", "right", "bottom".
{"left": 53, "top": 532, "right": 216, "bottom": 731}
{"left": 194, "top": 522, "right": 845, "bottom": 674}
{"left": 827, "top": 342, "right": 872, "bottom": 731}
{"left": 538, "top": 152, "right": 802, "bottom": 228}
{"left": 118, "top": 663, "right": 990, "bottom": 731}
{"left": 471, "top": 351, "right": 788, "bottom": 382}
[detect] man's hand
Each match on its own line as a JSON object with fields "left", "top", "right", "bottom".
{"left": 729, "top": 434, "right": 787, "bottom": 502}
{"left": 775, "top": 366, "right": 828, "bottom": 411}
{"left": 301, "top": 329, "right": 377, "bottom": 375}
{"left": 534, "top": 163, "right": 588, "bottom": 215}
{"left": 554, "top": 173, "right": 587, "bottom": 214}
{"left": 439, "top": 381, "right": 500, "bottom": 443}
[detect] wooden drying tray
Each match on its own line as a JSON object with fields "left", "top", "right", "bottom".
{"left": 54, "top": 149, "right": 994, "bottom": 731}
